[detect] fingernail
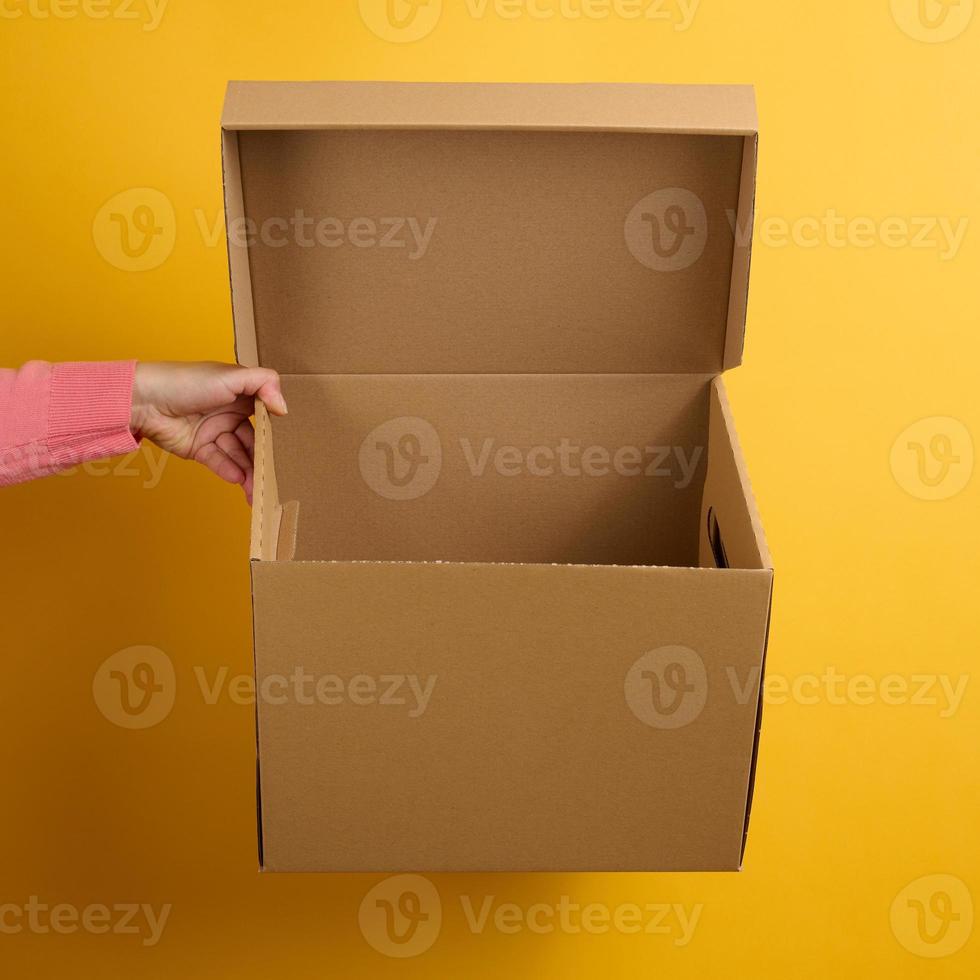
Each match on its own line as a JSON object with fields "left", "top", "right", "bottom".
{"left": 279, "top": 396, "right": 289, "bottom": 415}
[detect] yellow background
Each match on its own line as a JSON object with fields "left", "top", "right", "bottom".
{"left": 1, "top": 0, "right": 978, "bottom": 975}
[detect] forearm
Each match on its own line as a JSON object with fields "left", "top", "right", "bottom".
{"left": 0, "top": 360, "right": 139, "bottom": 486}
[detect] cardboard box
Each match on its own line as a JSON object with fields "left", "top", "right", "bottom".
{"left": 221, "top": 81, "right": 773, "bottom": 872}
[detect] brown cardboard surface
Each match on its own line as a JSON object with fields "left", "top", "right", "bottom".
{"left": 724, "top": 134, "right": 758, "bottom": 369}
{"left": 249, "top": 402, "right": 281, "bottom": 561}
{"left": 223, "top": 81, "right": 772, "bottom": 873}
{"left": 699, "top": 377, "right": 771, "bottom": 571}
{"left": 252, "top": 559, "right": 773, "bottom": 873}
{"left": 269, "top": 373, "right": 712, "bottom": 567}
{"left": 233, "top": 128, "right": 745, "bottom": 375}
{"left": 222, "top": 80, "right": 758, "bottom": 134}
{"left": 222, "top": 81, "right": 757, "bottom": 375}
{"left": 221, "top": 130, "right": 258, "bottom": 368}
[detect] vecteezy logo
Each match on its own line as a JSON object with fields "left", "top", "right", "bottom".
{"left": 890, "top": 417, "right": 974, "bottom": 501}
{"left": 92, "top": 646, "right": 176, "bottom": 729}
{"left": 359, "top": 417, "right": 443, "bottom": 500}
{"left": 890, "top": 875, "right": 974, "bottom": 957}
{"left": 358, "top": 0, "right": 443, "bottom": 42}
{"left": 625, "top": 189, "right": 708, "bottom": 272}
{"left": 891, "top": 0, "right": 974, "bottom": 41}
{"left": 624, "top": 646, "right": 708, "bottom": 729}
{"left": 92, "top": 188, "right": 176, "bottom": 272}
{"left": 358, "top": 875, "right": 442, "bottom": 957}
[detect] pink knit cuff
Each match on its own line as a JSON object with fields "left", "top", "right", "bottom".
{"left": 46, "top": 360, "right": 140, "bottom": 467}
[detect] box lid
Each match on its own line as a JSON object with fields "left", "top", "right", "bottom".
{"left": 221, "top": 81, "right": 757, "bottom": 375}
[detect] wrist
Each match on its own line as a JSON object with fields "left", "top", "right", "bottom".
{"left": 130, "top": 361, "right": 149, "bottom": 436}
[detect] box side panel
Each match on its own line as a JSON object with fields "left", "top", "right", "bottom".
{"left": 221, "top": 130, "right": 258, "bottom": 368}
{"left": 723, "top": 135, "right": 758, "bottom": 370}
{"left": 740, "top": 575, "right": 774, "bottom": 866}
{"left": 223, "top": 81, "right": 758, "bottom": 135}
{"left": 698, "top": 377, "right": 772, "bottom": 863}
{"left": 699, "top": 377, "right": 771, "bottom": 570}
{"left": 252, "top": 560, "right": 772, "bottom": 872}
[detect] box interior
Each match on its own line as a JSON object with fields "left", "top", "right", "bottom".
{"left": 254, "top": 372, "right": 767, "bottom": 570}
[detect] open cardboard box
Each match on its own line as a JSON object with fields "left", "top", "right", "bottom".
{"left": 221, "top": 81, "right": 773, "bottom": 872}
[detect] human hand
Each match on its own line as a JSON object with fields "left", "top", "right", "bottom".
{"left": 130, "top": 361, "right": 287, "bottom": 504}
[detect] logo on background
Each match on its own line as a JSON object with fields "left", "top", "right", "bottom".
{"left": 359, "top": 0, "right": 443, "bottom": 42}
{"left": 624, "top": 645, "right": 708, "bottom": 729}
{"left": 890, "top": 874, "right": 974, "bottom": 957}
{"left": 890, "top": 417, "right": 974, "bottom": 501}
{"left": 359, "top": 874, "right": 442, "bottom": 957}
{"left": 625, "top": 188, "right": 708, "bottom": 272}
{"left": 92, "top": 188, "right": 176, "bottom": 272}
{"left": 890, "top": 0, "right": 974, "bottom": 41}
{"left": 92, "top": 645, "right": 176, "bottom": 729}
{"left": 359, "top": 417, "right": 443, "bottom": 500}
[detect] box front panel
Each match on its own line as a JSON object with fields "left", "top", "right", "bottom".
{"left": 251, "top": 560, "right": 772, "bottom": 872}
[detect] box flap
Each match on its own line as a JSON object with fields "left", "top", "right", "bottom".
{"left": 222, "top": 81, "right": 757, "bottom": 375}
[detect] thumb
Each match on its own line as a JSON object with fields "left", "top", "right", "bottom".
{"left": 225, "top": 366, "right": 288, "bottom": 416}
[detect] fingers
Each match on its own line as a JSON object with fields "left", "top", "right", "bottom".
{"left": 235, "top": 420, "right": 256, "bottom": 506}
{"left": 194, "top": 442, "right": 246, "bottom": 488}
{"left": 235, "top": 418, "right": 255, "bottom": 456}
{"left": 217, "top": 430, "right": 251, "bottom": 475}
{"left": 212, "top": 425, "right": 256, "bottom": 505}
{"left": 225, "top": 366, "right": 288, "bottom": 417}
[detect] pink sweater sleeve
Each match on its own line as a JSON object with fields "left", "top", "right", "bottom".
{"left": 0, "top": 360, "right": 140, "bottom": 486}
